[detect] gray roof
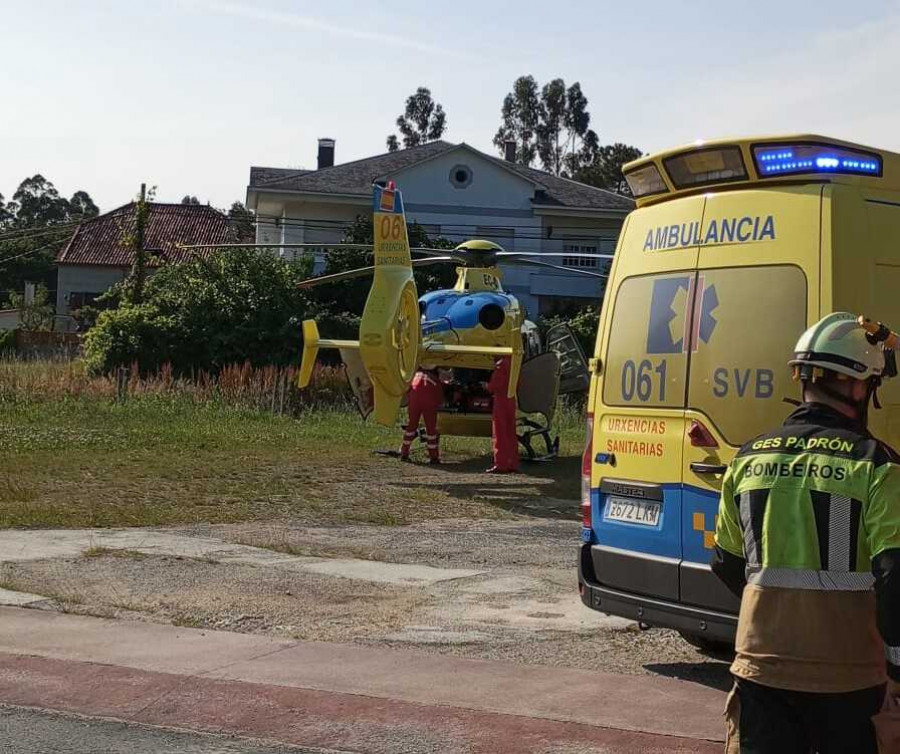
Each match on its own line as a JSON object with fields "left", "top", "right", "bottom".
{"left": 249, "top": 141, "right": 633, "bottom": 212}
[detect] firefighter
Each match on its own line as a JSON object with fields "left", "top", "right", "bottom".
{"left": 399, "top": 367, "right": 443, "bottom": 464}
{"left": 711, "top": 313, "right": 900, "bottom": 752}
{"left": 486, "top": 356, "right": 519, "bottom": 473}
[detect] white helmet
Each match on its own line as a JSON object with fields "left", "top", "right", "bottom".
{"left": 789, "top": 312, "right": 885, "bottom": 382}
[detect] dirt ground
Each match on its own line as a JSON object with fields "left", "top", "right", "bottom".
{"left": 0, "top": 508, "right": 732, "bottom": 691}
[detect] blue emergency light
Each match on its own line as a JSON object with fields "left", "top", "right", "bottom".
{"left": 753, "top": 143, "right": 882, "bottom": 178}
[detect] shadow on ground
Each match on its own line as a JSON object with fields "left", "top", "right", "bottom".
{"left": 390, "top": 455, "right": 581, "bottom": 520}
{"left": 644, "top": 661, "right": 733, "bottom": 692}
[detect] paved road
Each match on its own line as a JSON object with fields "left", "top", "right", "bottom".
{"left": 0, "top": 706, "right": 327, "bottom": 754}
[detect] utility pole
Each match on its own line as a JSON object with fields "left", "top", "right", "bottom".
{"left": 130, "top": 183, "right": 147, "bottom": 304}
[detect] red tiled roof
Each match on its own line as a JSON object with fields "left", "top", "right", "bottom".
{"left": 57, "top": 202, "right": 230, "bottom": 267}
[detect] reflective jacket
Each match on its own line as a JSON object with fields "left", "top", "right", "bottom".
{"left": 713, "top": 403, "right": 900, "bottom": 693}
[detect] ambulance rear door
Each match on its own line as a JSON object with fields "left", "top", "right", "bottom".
{"left": 591, "top": 195, "right": 706, "bottom": 603}
{"left": 679, "top": 185, "right": 821, "bottom": 613}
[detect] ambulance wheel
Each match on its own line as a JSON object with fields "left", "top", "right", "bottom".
{"left": 677, "top": 631, "right": 734, "bottom": 658}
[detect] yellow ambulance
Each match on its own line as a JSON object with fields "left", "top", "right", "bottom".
{"left": 577, "top": 135, "right": 900, "bottom": 650}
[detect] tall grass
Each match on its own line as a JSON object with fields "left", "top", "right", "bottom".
{"left": 0, "top": 358, "right": 353, "bottom": 413}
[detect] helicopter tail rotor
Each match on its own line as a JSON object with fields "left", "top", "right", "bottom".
{"left": 359, "top": 183, "right": 422, "bottom": 426}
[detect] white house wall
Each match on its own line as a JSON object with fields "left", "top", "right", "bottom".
{"left": 248, "top": 150, "right": 629, "bottom": 317}
{"left": 56, "top": 265, "right": 128, "bottom": 316}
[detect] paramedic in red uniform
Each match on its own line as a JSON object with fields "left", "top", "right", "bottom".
{"left": 400, "top": 368, "right": 443, "bottom": 464}
{"left": 487, "top": 356, "right": 519, "bottom": 473}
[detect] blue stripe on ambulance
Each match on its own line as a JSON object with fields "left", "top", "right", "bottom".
{"left": 583, "top": 484, "right": 720, "bottom": 567}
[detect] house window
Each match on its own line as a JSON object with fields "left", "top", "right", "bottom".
{"left": 561, "top": 239, "right": 617, "bottom": 268}
{"left": 562, "top": 243, "right": 599, "bottom": 268}
{"left": 67, "top": 292, "right": 101, "bottom": 311}
{"left": 449, "top": 164, "right": 473, "bottom": 189}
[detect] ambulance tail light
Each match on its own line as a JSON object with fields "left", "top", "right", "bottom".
{"left": 688, "top": 419, "right": 718, "bottom": 449}
{"left": 753, "top": 143, "right": 882, "bottom": 178}
{"left": 581, "top": 414, "right": 594, "bottom": 527}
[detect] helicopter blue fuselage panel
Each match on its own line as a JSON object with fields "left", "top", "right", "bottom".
{"left": 420, "top": 290, "right": 513, "bottom": 335}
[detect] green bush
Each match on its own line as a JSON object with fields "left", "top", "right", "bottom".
{"left": 0, "top": 329, "right": 16, "bottom": 354}
{"left": 541, "top": 306, "right": 600, "bottom": 357}
{"left": 83, "top": 249, "right": 348, "bottom": 374}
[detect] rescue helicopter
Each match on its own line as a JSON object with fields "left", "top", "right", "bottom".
{"left": 289, "top": 181, "right": 613, "bottom": 460}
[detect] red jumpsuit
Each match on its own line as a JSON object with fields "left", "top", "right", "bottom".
{"left": 400, "top": 370, "right": 443, "bottom": 463}
{"left": 487, "top": 357, "right": 519, "bottom": 473}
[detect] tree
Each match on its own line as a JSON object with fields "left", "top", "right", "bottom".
{"left": 83, "top": 248, "right": 316, "bottom": 374}
{"left": 181, "top": 195, "right": 201, "bottom": 205}
{"left": 7, "top": 284, "right": 55, "bottom": 331}
{"left": 493, "top": 75, "right": 542, "bottom": 166}
{"left": 532, "top": 79, "right": 599, "bottom": 176}
{"left": 574, "top": 143, "right": 644, "bottom": 195}
{"left": 12, "top": 175, "right": 69, "bottom": 227}
{"left": 0, "top": 176, "right": 98, "bottom": 297}
{"left": 226, "top": 202, "right": 255, "bottom": 243}
{"left": 536, "top": 79, "right": 567, "bottom": 175}
{"left": 386, "top": 87, "right": 447, "bottom": 151}
{"left": 69, "top": 191, "right": 99, "bottom": 219}
{"left": 0, "top": 194, "right": 13, "bottom": 228}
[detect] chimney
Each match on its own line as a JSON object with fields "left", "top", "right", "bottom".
{"left": 317, "top": 138, "right": 335, "bottom": 169}
{"left": 504, "top": 139, "right": 516, "bottom": 163}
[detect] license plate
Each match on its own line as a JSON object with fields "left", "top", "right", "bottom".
{"left": 604, "top": 496, "right": 661, "bottom": 526}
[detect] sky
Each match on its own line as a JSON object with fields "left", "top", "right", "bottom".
{"left": 3, "top": 0, "right": 900, "bottom": 211}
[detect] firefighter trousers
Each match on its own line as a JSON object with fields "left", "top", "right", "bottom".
{"left": 725, "top": 677, "right": 885, "bottom": 753}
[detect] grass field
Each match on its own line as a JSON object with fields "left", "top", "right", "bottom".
{"left": 2, "top": 362, "right": 585, "bottom": 529}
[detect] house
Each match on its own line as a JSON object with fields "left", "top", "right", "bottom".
{"left": 55, "top": 202, "right": 230, "bottom": 317}
{"left": 0, "top": 309, "right": 20, "bottom": 331}
{"left": 246, "top": 139, "right": 634, "bottom": 317}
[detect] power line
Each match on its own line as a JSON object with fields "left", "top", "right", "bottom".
{"left": 0, "top": 223, "right": 79, "bottom": 244}
{"left": 0, "top": 238, "right": 66, "bottom": 265}
{"left": 252, "top": 212, "right": 622, "bottom": 235}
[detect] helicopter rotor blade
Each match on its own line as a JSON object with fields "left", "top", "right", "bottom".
{"left": 496, "top": 252, "right": 615, "bottom": 261}
{"left": 297, "top": 257, "right": 456, "bottom": 288}
{"left": 178, "top": 242, "right": 380, "bottom": 251}
{"left": 503, "top": 257, "right": 608, "bottom": 278}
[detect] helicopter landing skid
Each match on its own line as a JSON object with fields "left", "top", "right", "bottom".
{"left": 517, "top": 418, "right": 559, "bottom": 462}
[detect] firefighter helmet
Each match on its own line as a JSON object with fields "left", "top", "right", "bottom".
{"left": 789, "top": 312, "right": 885, "bottom": 382}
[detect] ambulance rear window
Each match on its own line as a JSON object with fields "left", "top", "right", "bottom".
{"left": 603, "top": 266, "right": 806, "bottom": 444}
{"left": 603, "top": 272, "right": 692, "bottom": 409}
{"left": 687, "top": 265, "right": 806, "bottom": 444}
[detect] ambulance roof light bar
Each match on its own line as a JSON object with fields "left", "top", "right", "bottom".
{"left": 752, "top": 142, "right": 883, "bottom": 179}
{"left": 623, "top": 163, "right": 668, "bottom": 199}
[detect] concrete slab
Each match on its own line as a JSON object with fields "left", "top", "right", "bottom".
{"left": 0, "top": 588, "right": 49, "bottom": 608}
{"left": 463, "top": 594, "right": 635, "bottom": 632}
{"left": 300, "top": 558, "right": 483, "bottom": 585}
{"left": 0, "top": 529, "right": 482, "bottom": 586}
{"left": 380, "top": 626, "right": 496, "bottom": 645}
{"left": 0, "top": 607, "right": 726, "bottom": 742}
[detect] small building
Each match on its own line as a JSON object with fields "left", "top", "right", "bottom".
{"left": 247, "top": 139, "right": 634, "bottom": 317}
{"left": 0, "top": 309, "right": 20, "bottom": 331}
{"left": 55, "top": 202, "right": 230, "bottom": 317}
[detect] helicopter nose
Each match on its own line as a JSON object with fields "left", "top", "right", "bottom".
{"left": 478, "top": 303, "right": 505, "bottom": 331}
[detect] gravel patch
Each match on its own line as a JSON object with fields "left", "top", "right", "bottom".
{"left": 0, "top": 516, "right": 731, "bottom": 689}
